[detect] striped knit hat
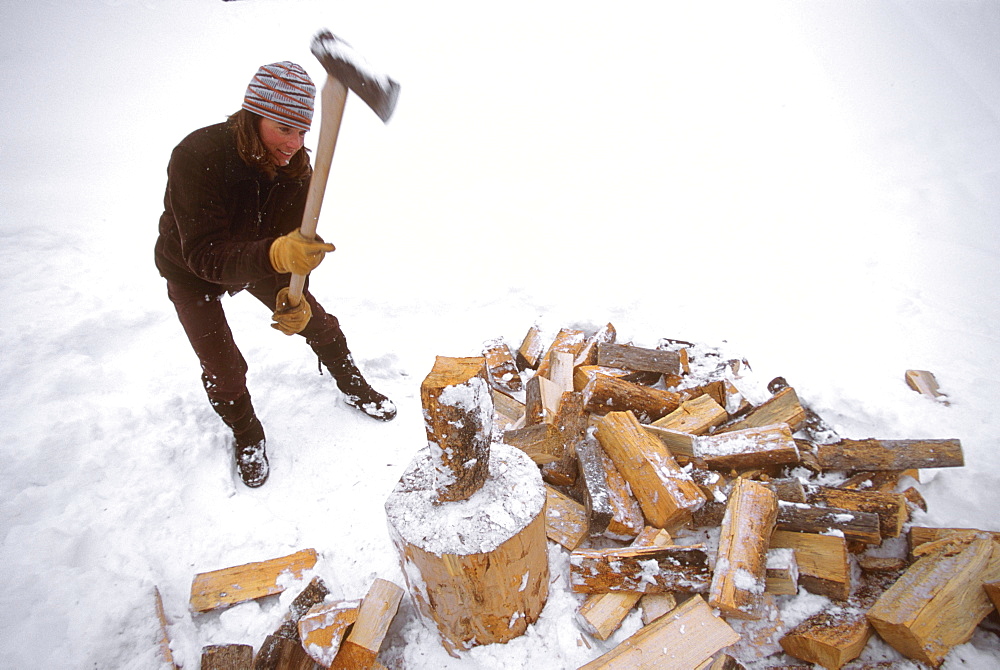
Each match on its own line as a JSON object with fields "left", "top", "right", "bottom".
{"left": 242, "top": 61, "right": 316, "bottom": 131}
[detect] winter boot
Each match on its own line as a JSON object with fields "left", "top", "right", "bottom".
{"left": 211, "top": 392, "right": 270, "bottom": 487}
{"left": 325, "top": 353, "right": 397, "bottom": 421}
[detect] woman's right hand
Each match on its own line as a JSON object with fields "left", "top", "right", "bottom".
{"left": 268, "top": 229, "right": 336, "bottom": 275}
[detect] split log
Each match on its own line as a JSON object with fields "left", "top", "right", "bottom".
{"left": 574, "top": 435, "right": 614, "bottom": 536}
{"left": 776, "top": 501, "right": 882, "bottom": 545}
{"left": 837, "top": 470, "right": 909, "bottom": 492}
{"left": 805, "top": 485, "right": 908, "bottom": 539}
{"left": 516, "top": 325, "right": 544, "bottom": 370}
{"left": 523, "top": 375, "right": 546, "bottom": 425}
{"left": 651, "top": 394, "right": 728, "bottom": 435}
{"left": 574, "top": 323, "right": 617, "bottom": 367}
{"left": 770, "top": 530, "right": 851, "bottom": 600}
{"left": 985, "top": 581, "right": 1000, "bottom": 612}
{"left": 719, "top": 386, "right": 806, "bottom": 434}
{"left": 545, "top": 485, "right": 589, "bottom": 551}
{"left": 535, "top": 327, "right": 586, "bottom": 379}
{"left": 578, "top": 595, "right": 740, "bottom": 670}
{"left": 385, "top": 443, "right": 549, "bottom": 656}
{"left": 867, "top": 535, "right": 1000, "bottom": 666}
{"left": 766, "top": 477, "right": 807, "bottom": 503}
{"left": 297, "top": 599, "right": 360, "bottom": 669}
{"left": 595, "top": 411, "right": 706, "bottom": 530}
{"left": 599, "top": 447, "right": 645, "bottom": 540}
{"left": 643, "top": 424, "right": 696, "bottom": 458}
{"left": 569, "top": 545, "right": 711, "bottom": 594}
{"left": 780, "top": 571, "right": 898, "bottom": 669}
{"left": 639, "top": 592, "right": 677, "bottom": 625}
{"left": 483, "top": 338, "right": 523, "bottom": 393}
{"left": 420, "top": 356, "right": 492, "bottom": 503}
{"left": 201, "top": 645, "right": 253, "bottom": 670}
{"left": 269, "top": 576, "right": 330, "bottom": 642}
{"left": 815, "top": 437, "right": 963, "bottom": 471}
{"left": 492, "top": 388, "right": 524, "bottom": 430}
{"left": 709, "top": 478, "right": 778, "bottom": 619}
{"left": 541, "top": 390, "right": 587, "bottom": 487}
{"left": 695, "top": 424, "right": 800, "bottom": 472}
{"left": 153, "top": 587, "right": 179, "bottom": 670}
{"left": 905, "top": 369, "right": 947, "bottom": 402}
{"left": 573, "top": 365, "right": 632, "bottom": 393}
{"left": 583, "top": 374, "right": 681, "bottom": 422}
{"left": 189, "top": 549, "right": 318, "bottom": 612}
{"left": 330, "top": 578, "right": 403, "bottom": 670}
{"left": 575, "top": 527, "right": 672, "bottom": 639}
{"left": 252, "top": 635, "right": 316, "bottom": 670}
{"left": 765, "top": 548, "right": 799, "bottom": 596}
{"left": 548, "top": 350, "right": 576, "bottom": 393}
{"left": 503, "top": 422, "right": 562, "bottom": 465}
{"left": 909, "top": 526, "right": 1000, "bottom": 557}
{"left": 597, "top": 342, "right": 684, "bottom": 376}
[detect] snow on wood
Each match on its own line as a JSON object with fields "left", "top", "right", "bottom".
{"left": 569, "top": 544, "right": 711, "bottom": 594}
{"left": 297, "top": 599, "right": 360, "bottom": 668}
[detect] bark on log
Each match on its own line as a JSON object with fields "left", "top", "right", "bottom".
{"left": 189, "top": 549, "right": 318, "bottom": 613}
{"left": 776, "top": 501, "right": 882, "bottom": 545}
{"left": 570, "top": 545, "right": 711, "bottom": 594}
{"left": 867, "top": 536, "right": 1000, "bottom": 666}
{"left": 595, "top": 411, "right": 706, "bottom": 530}
{"left": 252, "top": 635, "right": 317, "bottom": 670}
{"left": 420, "top": 356, "right": 493, "bottom": 503}
{"left": 516, "top": 325, "right": 544, "bottom": 370}
{"left": 805, "top": 485, "right": 908, "bottom": 540}
{"left": 541, "top": 391, "right": 587, "bottom": 487}
{"left": 709, "top": 478, "right": 779, "bottom": 619}
{"left": 909, "top": 526, "right": 1000, "bottom": 558}
{"left": 201, "top": 645, "right": 253, "bottom": 670}
{"left": 574, "top": 323, "right": 617, "bottom": 367}
{"left": 385, "top": 443, "right": 549, "bottom": 656}
{"left": 574, "top": 434, "right": 614, "bottom": 536}
{"left": 584, "top": 374, "right": 681, "bottom": 422}
{"left": 578, "top": 595, "right": 739, "bottom": 670}
{"left": 719, "top": 386, "right": 806, "bottom": 434}
{"left": 695, "top": 423, "right": 800, "bottom": 472}
{"left": 597, "top": 342, "right": 684, "bottom": 376}
{"left": 816, "top": 438, "right": 963, "bottom": 471}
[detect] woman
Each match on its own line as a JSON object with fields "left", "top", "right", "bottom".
{"left": 155, "top": 61, "right": 396, "bottom": 488}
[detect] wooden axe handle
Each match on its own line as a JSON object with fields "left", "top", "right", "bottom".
{"left": 287, "top": 74, "right": 349, "bottom": 306}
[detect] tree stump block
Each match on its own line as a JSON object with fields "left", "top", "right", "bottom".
{"left": 385, "top": 441, "right": 549, "bottom": 657}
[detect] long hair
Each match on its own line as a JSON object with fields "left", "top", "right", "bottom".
{"left": 227, "top": 109, "right": 311, "bottom": 180}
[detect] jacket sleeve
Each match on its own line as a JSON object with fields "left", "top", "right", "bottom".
{"left": 164, "top": 144, "right": 275, "bottom": 285}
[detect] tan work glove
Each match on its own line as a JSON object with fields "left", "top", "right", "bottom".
{"left": 269, "top": 229, "right": 336, "bottom": 275}
{"left": 271, "top": 287, "right": 312, "bottom": 335}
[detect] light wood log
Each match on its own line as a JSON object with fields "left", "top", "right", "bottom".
{"left": 570, "top": 545, "right": 711, "bottom": 594}
{"left": 709, "top": 477, "right": 778, "bottom": 619}
{"left": 503, "top": 422, "right": 562, "bottom": 465}
{"left": 765, "top": 548, "right": 799, "bottom": 596}
{"left": 536, "top": 327, "right": 586, "bottom": 379}
{"left": 492, "top": 388, "right": 525, "bottom": 430}
{"left": 770, "top": 530, "right": 851, "bottom": 600}
{"left": 574, "top": 365, "right": 632, "bottom": 393}
{"left": 643, "top": 424, "right": 696, "bottom": 458}
{"left": 420, "top": 356, "right": 492, "bottom": 503}
{"left": 574, "top": 435, "right": 614, "bottom": 536}
{"left": 584, "top": 374, "right": 681, "bottom": 422}
{"left": 909, "top": 526, "right": 1000, "bottom": 558}
{"left": 483, "top": 338, "right": 523, "bottom": 393}
{"left": 639, "top": 593, "right": 677, "bottom": 625}
{"left": 548, "top": 350, "right": 576, "bottom": 393}
{"left": 330, "top": 578, "right": 403, "bottom": 670}
{"left": 576, "top": 528, "right": 672, "bottom": 639}
{"left": 252, "top": 635, "right": 316, "bottom": 670}
{"left": 201, "top": 644, "right": 253, "bottom": 670}
{"left": 595, "top": 411, "right": 706, "bottom": 530}
{"left": 719, "top": 386, "right": 806, "bottom": 434}
{"left": 597, "top": 342, "right": 684, "bottom": 376}
{"left": 867, "top": 536, "right": 1000, "bottom": 666}
{"left": 776, "top": 500, "right": 882, "bottom": 545}
{"left": 578, "top": 595, "right": 740, "bottom": 670}
{"left": 516, "top": 325, "right": 544, "bottom": 370}
{"left": 985, "top": 580, "right": 1000, "bottom": 612}
{"left": 385, "top": 443, "right": 549, "bottom": 656}
{"left": 297, "top": 599, "right": 360, "bottom": 669}
{"left": 695, "top": 423, "right": 800, "bottom": 471}
{"left": 651, "top": 394, "right": 728, "bottom": 435}
{"left": 546, "top": 485, "right": 589, "bottom": 551}
{"left": 599, "top": 447, "right": 645, "bottom": 540}
{"left": 806, "top": 485, "right": 908, "bottom": 539}
{"left": 190, "top": 549, "right": 318, "bottom": 612}
{"left": 575, "top": 323, "right": 617, "bottom": 367}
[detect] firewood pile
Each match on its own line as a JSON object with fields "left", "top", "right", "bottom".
{"left": 156, "top": 322, "right": 997, "bottom": 670}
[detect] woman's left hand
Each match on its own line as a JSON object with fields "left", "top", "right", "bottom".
{"left": 271, "top": 287, "right": 312, "bottom": 335}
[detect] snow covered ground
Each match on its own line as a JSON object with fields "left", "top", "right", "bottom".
{"left": 1, "top": 0, "right": 998, "bottom": 667}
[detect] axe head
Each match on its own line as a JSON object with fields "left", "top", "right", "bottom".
{"left": 311, "top": 29, "right": 400, "bottom": 123}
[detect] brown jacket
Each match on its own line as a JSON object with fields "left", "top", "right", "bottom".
{"left": 155, "top": 121, "right": 310, "bottom": 292}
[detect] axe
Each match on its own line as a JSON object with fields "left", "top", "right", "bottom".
{"left": 286, "top": 30, "right": 400, "bottom": 306}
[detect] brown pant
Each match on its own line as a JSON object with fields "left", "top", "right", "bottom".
{"left": 166, "top": 275, "right": 347, "bottom": 404}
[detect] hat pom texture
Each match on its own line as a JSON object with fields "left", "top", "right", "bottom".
{"left": 243, "top": 61, "right": 316, "bottom": 131}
